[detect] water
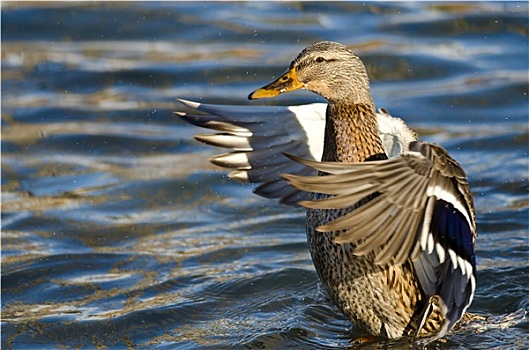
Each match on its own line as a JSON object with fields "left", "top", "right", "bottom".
{"left": 2, "top": 2, "right": 528, "bottom": 349}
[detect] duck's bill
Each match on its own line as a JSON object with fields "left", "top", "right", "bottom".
{"left": 248, "top": 68, "right": 304, "bottom": 100}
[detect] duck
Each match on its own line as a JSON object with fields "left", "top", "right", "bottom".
{"left": 175, "top": 41, "right": 477, "bottom": 344}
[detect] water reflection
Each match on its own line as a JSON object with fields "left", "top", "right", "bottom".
{"left": 2, "top": 1, "right": 528, "bottom": 349}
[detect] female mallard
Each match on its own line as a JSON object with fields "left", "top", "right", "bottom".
{"left": 176, "top": 41, "right": 476, "bottom": 344}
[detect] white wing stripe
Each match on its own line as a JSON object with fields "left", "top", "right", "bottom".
{"left": 436, "top": 243, "right": 446, "bottom": 263}
{"left": 288, "top": 104, "right": 326, "bottom": 161}
{"left": 427, "top": 184, "right": 473, "bottom": 230}
{"left": 458, "top": 255, "right": 473, "bottom": 277}
{"left": 458, "top": 255, "right": 467, "bottom": 275}
{"left": 448, "top": 248, "right": 458, "bottom": 271}
{"left": 427, "top": 233, "right": 435, "bottom": 254}
{"left": 420, "top": 198, "right": 435, "bottom": 251}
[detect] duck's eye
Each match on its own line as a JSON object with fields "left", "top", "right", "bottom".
{"left": 315, "top": 57, "right": 325, "bottom": 63}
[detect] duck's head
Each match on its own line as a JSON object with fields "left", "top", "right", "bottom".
{"left": 249, "top": 41, "right": 372, "bottom": 104}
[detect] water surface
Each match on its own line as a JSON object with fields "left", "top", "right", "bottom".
{"left": 2, "top": 2, "right": 528, "bottom": 349}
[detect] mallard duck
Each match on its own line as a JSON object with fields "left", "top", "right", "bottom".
{"left": 176, "top": 41, "right": 476, "bottom": 344}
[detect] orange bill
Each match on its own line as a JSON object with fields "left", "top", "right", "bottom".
{"left": 248, "top": 68, "right": 304, "bottom": 100}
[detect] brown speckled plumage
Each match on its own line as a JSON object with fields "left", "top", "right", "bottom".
{"left": 310, "top": 101, "right": 432, "bottom": 338}
{"left": 322, "top": 103, "right": 386, "bottom": 163}
{"left": 307, "top": 205, "right": 425, "bottom": 338}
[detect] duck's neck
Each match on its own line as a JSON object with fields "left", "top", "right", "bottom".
{"left": 322, "top": 102, "right": 387, "bottom": 163}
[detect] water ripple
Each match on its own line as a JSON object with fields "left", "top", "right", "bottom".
{"left": 2, "top": 2, "right": 528, "bottom": 349}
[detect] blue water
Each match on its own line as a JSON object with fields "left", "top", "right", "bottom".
{"left": 2, "top": 2, "right": 528, "bottom": 349}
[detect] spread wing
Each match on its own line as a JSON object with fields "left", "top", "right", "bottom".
{"left": 282, "top": 141, "right": 477, "bottom": 337}
{"left": 176, "top": 99, "right": 417, "bottom": 206}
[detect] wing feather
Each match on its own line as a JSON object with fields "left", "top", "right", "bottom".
{"left": 283, "top": 141, "right": 477, "bottom": 338}
{"left": 177, "top": 99, "right": 417, "bottom": 206}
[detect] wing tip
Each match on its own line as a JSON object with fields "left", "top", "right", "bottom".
{"left": 227, "top": 170, "right": 250, "bottom": 183}
{"left": 176, "top": 98, "right": 201, "bottom": 109}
